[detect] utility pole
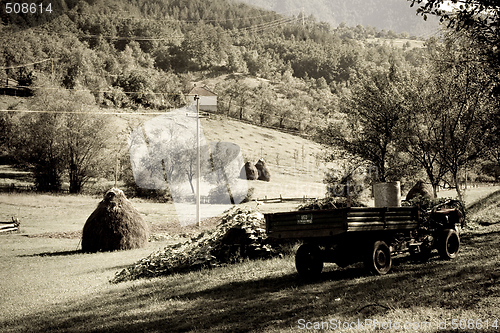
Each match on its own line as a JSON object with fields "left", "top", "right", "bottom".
{"left": 195, "top": 95, "right": 201, "bottom": 227}
{"left": 302, "top": 7, "right": 305, "bottom": 26}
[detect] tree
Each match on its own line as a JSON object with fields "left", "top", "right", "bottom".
{"left": 252, "top": 83, "right": 276, "bottom": 126}
{"left": 431, "top": 41, "right": 495, "bottom": 201}
{"left": 411, "top": 0, "right": 499, "bottom": 47}
{"left": 397, "top": 68, "right": 450, "bottom": 197}
{"left": 0, "top": 111, "right": 16, "bottom": 163}
{"left": 14, "top": 82, "right": 114, "bottom": 193}
{"left": 320, "top": 64, "right": 407, "bottom": 182}
{"left": 181, "top": 23, "right": 230, "bottom": 70}
{"left": 235, "top": 85, "right": 253, "bottom": 121}
{"left": 116, "top": 68, "right": 159, "bottom": 107}
{"left": 63, "top": 111, "right": 113, "bottom": 193}
{"left": 16, "top": 112, "right": 65, "bottom": 191}
{"left": 411, "top": 0, "right": 500, "bottom": 92}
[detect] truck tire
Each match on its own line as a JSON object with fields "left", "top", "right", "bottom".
{"left": 295, "top": 243, "right": 323, "bottom": 279}
{"left": 365, "top": 241, "right": 392, "bottom": 275}
{"left": 438, "top": 229, "right": 460, "bottom": 260}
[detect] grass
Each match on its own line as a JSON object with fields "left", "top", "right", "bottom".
{"left": 2, "top": 227, "right": 500, "bottom": 332}
{"left": 2, "top": 93, "right": 500, "bottom": 330}
{"left": 1, "top": 189, "right": 500, "bottom": 332}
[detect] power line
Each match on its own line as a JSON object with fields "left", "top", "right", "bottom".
{"left": 2, "top": 80, "right": 186, "bottom": 97}
{"left": 239, "top": 16, "right": 298, "bottom": 32}
{"left": 234, "top": 17, "right": 300, "bottom": 35}
{"left": 68, "top": 9, "right": 297, "bottom": 24}
{"left": 0, "top": 109, "right": 172, "bottom": 115}
{"left": 0, "top": 58, "right": 53, "bottom": 70}
{"left": 18, "top": 11, "right": 301, "bottom": 42}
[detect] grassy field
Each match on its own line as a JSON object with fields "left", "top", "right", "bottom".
{"left": 1, "top": 187, "right": 500, "bottom": 332}
{"left": 2, "top": 95, "right": 500, "bottom": 332}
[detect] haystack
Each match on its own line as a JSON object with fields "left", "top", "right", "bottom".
{"left": 82, "top": 188, "right": 149, "bottom": 252}
{"left": 255, "top": 159, "right": 271, "bottom": 182}
{"left": 241, "top": 161, "right": 258, "bottom": 180}
{"left": 406, "top": 180, "right": 435, "bottom": 201}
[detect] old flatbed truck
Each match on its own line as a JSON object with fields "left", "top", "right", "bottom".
{"left": 265, "top": 201, "right": 462, "bottom": 278}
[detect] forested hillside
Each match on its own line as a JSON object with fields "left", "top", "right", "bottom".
{"left": 0, "top": 0, "right": 428, "bottom": 128}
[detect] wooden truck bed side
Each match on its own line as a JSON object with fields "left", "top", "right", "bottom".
{"left": 265, "top": 207, "right": 419, "bottom": 240}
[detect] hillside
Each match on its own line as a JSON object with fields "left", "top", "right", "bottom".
{"left": 201, "top": 114, "right": 327, "bottom": 199}
{"left": 0, "top": 93, "right": 328, "bottom": 200}
{"left": 237, "top": 0, "right": 441, "bottom": 36}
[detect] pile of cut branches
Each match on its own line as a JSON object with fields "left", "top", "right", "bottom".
{"left": 111, "top": 208, "right": 273, "bottom": 283}
{"left": 298, "top": 197, "right": 366, "bottom": 211}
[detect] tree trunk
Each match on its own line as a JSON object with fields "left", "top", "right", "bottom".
{"left": 453, "top": 172, "right": 464, "bottom": 203}
{"left": 227, "top": 99, "right": 232, "bottom": 117}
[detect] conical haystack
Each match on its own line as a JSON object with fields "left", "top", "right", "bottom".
{"left": 406, "top": 180, "right": 435, "bottom": 201}
{"left": 241, "top": 161, "right": 258, "bottom": 180}
{"left": 255, "top": 159, "right": 271, "bottom": 182}
{"left": 82, "top": 188, "right": 149, "bottom": 252}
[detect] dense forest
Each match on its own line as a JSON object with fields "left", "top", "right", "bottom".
{"left": 0, "top": 0, "right": 498, "bottom": 197}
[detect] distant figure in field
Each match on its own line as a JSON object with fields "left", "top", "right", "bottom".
{"left": 255, "top": 158, "right": 271, "bottom": 182}
{"left": 406, "top": 180, "right": 435, "bottom": 201}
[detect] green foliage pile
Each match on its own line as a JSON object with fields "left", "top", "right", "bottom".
{"left": 111, "top": 208, "right": 272, "bottom": 283}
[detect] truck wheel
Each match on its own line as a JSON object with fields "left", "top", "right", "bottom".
{"left": 295, "top": 243, "right": 323, "bottom": 279}
{"left": 365, "top": 241, "right": 392, "bottom": 275}
{"left": 438, "top": 229, "right": 460, "bottom": 260}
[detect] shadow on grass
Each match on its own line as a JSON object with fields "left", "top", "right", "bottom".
{"left": 19, "top": 250, "right": 84, "bottom": 257}
{"left": 459, "top": 228, "right": 500, "bottom": 243}
{"left": 2, "top": 229, "right": 499, "bottom": 333}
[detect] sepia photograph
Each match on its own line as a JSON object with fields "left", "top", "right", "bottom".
{"left": 1, "top": 0, "right": 499, "bottom": 332}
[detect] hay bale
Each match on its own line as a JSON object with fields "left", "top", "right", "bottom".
{"left": 255, "top": 159, "right": 271, "bottom": 182}
{"left": 82, "top": 188, "right": 149, "bottom": 252}
{"left": 406, "top": 180, "right": 435, "bottom": 201}
{"left": 241, "top": 162, "right": 258, "bottom": 180}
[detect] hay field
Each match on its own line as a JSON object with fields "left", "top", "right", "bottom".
{"left": 201, "top": 115, "right": 327, "bottom": 200}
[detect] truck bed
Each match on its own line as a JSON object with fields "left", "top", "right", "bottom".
{"left": 265, "top": 206, "right": 419, "bottom": 239}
